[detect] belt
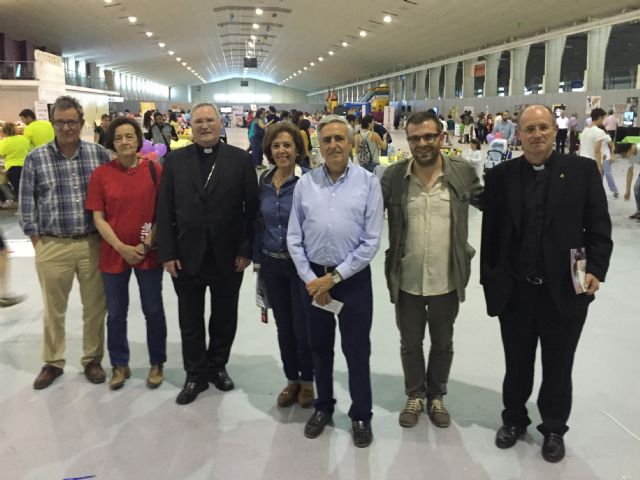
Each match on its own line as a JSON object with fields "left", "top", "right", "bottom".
{"left": 310, "top": 262, "right": 337, "bottom": 274}
{"left": 525, "top": 276, "right": 544, "bottom": 285}
{"left": 42, "top": 232, "right": 97, "bottom": 240}
{"left": 262, "top": 249, "right": 291, "bottom": 260}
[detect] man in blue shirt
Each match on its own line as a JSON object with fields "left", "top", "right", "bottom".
{"left": 288, "top": 115, "right": 384, "bottom": 448}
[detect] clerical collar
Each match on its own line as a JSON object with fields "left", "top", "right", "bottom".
{"left": 196, "top": 143, "right": 219, "bottom": 157}
{"left": 525, "top": 153, "right": 554, "bottom": 171}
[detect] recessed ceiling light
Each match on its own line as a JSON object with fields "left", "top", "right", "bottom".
{"left": 255, "top": 8, "right": 263, "bottom": 15}
{"left": 182, "top": 62, "right": 187, "bottom": 66}
{"left": 383, "top": 15, "right": 392, "bottom": 23}
{"left": 145, "top": 31, "right": 153, "bottom": 37}
{"left": 158, "top": 42, "right": 165, "bottom": 48}
{"left": 176, "top": 57, "right": 181, "bottom": 61}
{"left": 293, "top": 73, "right": 297, "bottom": 76}
{"left": 127, "top": 16, "right": 137, "bottom": 23}
{"left": 359, "top": 30, "right": 367, "bottom": 37}
{"left": 318, "top": 57, "right": 324, "bottom": 61}
{"left": 168, "top": 50, "right": 174, "bottom": 55}
{"left": 104, "top": 0, "right": 112, "bottom": 3}
{"left": 328, "top": 50, "right": 334, "bottom": 56}
{"left": 304, "top": 66, "right": 308, "bottom": 70}
{"left": 342, "top": 41, "right": 348, "bottom": 47}
{"left": 310, "top": 62, "right": 315, "bottom": 66}
{"left": 252, "top": 23, "right": 259, "bottom": 29}
{"left": 298, "top": 70, "right": 302, "bottom": 73}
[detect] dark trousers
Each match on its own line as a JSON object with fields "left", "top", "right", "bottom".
{"left": 499, "top": 281, "right": 587, "bottom": 435}
{"left": 261, "top": 256, "right": 313, "bottom": 382}
{"left": 172, "top": 258, "right": 244, "bottom": 381}
{"left": 6, "top": 166, "right": 22, "bottom": 198}
{"left": 569, "top": 130, "right": 579, "bottom": 154}
{"left": 300, "top": 265, "right": 373, "bottom": 421}
{"left": 250, "top": 136, "right": 264, "bottom": 167}
{"left": 395, "top": 290, "right": 459, "bottom": 398}
{"left": 102, "top": 267, "right": 167, "bottom": 366}
{"left": 556, "top": 129, "right": 568, "bottom": 153}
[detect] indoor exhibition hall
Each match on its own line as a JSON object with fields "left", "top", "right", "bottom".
{"left": 0, "top": 1, "right": 639, "bottom": 479}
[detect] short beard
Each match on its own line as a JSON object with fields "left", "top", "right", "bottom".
{"left": 413, "top": 152, "right": 439, "bottom": 167}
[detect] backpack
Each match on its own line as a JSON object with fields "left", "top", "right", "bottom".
{"left": 358, "top": 132, "right": 376, "bottom": 172}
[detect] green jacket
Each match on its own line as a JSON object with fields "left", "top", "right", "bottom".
{"left": 380, "top": 154, "right": 483, "bottom": 304}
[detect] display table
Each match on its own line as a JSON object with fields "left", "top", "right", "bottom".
{"left": 620, "top": 136, "right": 640, "bottom": 144}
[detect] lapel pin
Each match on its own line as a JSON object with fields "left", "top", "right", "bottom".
{"left": 560, "top": 173, "right": 565, "bottom": 179}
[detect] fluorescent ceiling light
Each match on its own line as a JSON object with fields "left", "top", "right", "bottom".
{"left": 359, "top": 30, "right": 367, "bottom": 37}
{"left": 158, "top": 42, "right": 165, "bottom": 48}
{"left": 145, "top": 31, "right": 153, "bottom": 37}
{"left": 128, "top": 16, "right": 137, "bottom": 23}
{"left": 252, "top": 23, "right": 259, "bottom": 29}
{"left": 168, "top": 51, "right": 174, "bottom": 55}
{"left": 318, "top": 57, "right": 324, "bottom": 61}
{"left": 255, "top": 8, "right": 263, "bottom": 15}
{"left": 342, "top": 41, "right": 348, "bottom": 47}
{"left": 328, "top": 50, "right": 334, "bottom": 56}
{"left": 383, "top": 15, "right": 392, "bottom": 23}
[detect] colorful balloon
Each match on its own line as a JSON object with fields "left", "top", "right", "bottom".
{"left": 486, "top": 133, "right": 495, "bottom": 143}
{"left": 153, "top": 143, "right": 167, "bottom": 157}
{"left": 140, "top": 139, "right": 154, "bottom": 154}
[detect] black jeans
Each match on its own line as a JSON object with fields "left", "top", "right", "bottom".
{"left": 172, "top": 256, "right": 244, "bottom": 382}
{"left": 556, "top": 129, "right": 568, "bottom": 153}
{"left": 300, "top": 265, "right": 373, "bottom": 421}
{"left": 261, "top": 256, "right": 313, "bottom": 382}
{"left": 499, "top": 281, "right": 587, "bottom": 435}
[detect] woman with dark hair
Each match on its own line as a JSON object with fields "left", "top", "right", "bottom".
{"left": 355, "top": 115, "right": 387, "bottom": 171}
{"left": 142, "top": 110, "right": 154, "bottom": 132}
{"left": 86, "top": 116, "right": 167, "bottom": 391}
{"left": 249, "top": 108, "right": 269, "bottom": 168}
{"left": 253, "top": 121, "right": 314, "bottom": 409}
{"left": 298, "top": 118, "right": 313, "bottom": 168}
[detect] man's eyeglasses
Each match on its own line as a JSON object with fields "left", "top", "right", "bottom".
{"left": 52, "top": 120, "right": 81, "bottom": 129}
{"left": 407, "top": 133, "right": 440, "bottom": 144}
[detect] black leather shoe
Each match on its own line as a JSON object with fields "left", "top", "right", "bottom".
{"left": 542, "top": 433, "right": 565, "bottom": 463}
{"left": 176, "top": 381, "right": 209, "bottom": 405}
{"left": 495, "top": 425, "right": 527, "bottom": 449}
{"left": 351, "top": 420, "right": 373, "bottom": 448}
{"left": 209, "top": 369, "right": 234, "bottom": 391}
{"left": 304, "top": 410, "right": 333, "bottom": 439}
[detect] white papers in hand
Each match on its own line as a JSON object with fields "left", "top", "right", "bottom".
{"left": 312, "top": 299, "right": 344, "bottom": 315}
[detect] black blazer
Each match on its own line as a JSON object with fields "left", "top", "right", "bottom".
{"left": 480, "top": 152, "right": 613, "bottom": 316}
{"left": 156, "top": 142, "right": 259, "bottom": 276}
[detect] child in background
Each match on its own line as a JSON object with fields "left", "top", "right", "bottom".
{"left": 467, "top": 139, "right": 484, "bottom": 186}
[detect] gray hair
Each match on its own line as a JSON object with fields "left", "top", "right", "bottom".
{"left": 50, "top": 95, "right": 84, "bottom": 121}
{"left": 190, "top": 102, "right": 220, "bottom": 118}
{"left": 317, "top": 114, "right": 354, "bottom": 144}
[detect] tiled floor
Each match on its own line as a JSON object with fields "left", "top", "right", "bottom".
{"left": 1, "top": 127, "right": 638, "bottom": 480}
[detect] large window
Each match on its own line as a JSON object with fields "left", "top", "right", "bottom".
{"left": 604, "top": 21, "right": 640, "bottom": 90}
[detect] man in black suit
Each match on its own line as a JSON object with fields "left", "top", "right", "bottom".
{"left": 156, "top": 102, "right": 259, "bottom": 405}
{"left": 481, "top": 105, "right": 613, "bottom": 463}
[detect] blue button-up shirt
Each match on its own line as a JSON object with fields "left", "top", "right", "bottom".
{"left": 253, "top": 166, "right": 304, "bottom": 262}
{"left": 287, "top": 161, "right": 384, "bottom": 283}
{"left": 19, "top": 140, "right": 110, "bottom": 236}
{"left": 493, "top": 120, "right": 515, "bottom": 141}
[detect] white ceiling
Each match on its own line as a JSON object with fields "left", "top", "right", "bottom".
{"left": 1, "top": 0, "right": 638, "bottom": 93}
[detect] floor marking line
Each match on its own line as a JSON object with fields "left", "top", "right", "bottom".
{"left": 602, "top": 410, "right": 640, "bottom": 442}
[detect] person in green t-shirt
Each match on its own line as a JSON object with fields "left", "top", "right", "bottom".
{"left": 19, "top": 108, "right": 55, "bottom": 149}
{"left": 0, "top": 122, "right": 30, "bottom": 202}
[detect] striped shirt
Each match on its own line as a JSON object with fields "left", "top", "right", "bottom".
{"left": 19, "top": 140, "right": 110, "bottom": 236}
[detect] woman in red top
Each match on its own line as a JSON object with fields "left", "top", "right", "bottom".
{"left": 86, "top": 117, "right": 166, "bottom": 390}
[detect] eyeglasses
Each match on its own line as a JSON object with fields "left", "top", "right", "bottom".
{"left": 52, "top": 120, "right": 81, "bottom": 129}
{"left": 407, "top": 133, "right": 440, "bottom": 144}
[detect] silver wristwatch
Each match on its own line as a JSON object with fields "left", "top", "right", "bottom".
{"left": 331, "top": 270, "right": 343, "bottom": 285}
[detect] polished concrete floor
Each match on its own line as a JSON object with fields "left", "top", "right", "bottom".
{"left": 1, "top": 128, "right": 639, "bottom": 480}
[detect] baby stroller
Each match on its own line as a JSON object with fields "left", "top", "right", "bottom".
{"left": 484, "top": 138, "right": 512, "bottom": 172}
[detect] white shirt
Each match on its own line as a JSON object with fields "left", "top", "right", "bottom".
{"left": 580, "top": 126, "right": 610, "bottom": 160}
{"left": 556, "top": 116, "right": 570, "bottom": 129}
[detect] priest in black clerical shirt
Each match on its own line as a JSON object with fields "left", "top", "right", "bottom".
{"left": 156, "top": 102, "right": 258, "bottom": 405}
{"left": 480, "top": 105, "right": 612, "bottom": 463}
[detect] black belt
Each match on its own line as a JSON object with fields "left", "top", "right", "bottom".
{"left": 525, "top": 276, "right": 544, "bottom": 285}
{"left": 42, "top": 232, "right": 97, "bottom": 240}
{"left": 310, "top": 262, "right": 337, "bottom": 274}
{"left": 262, "top": 249, "right": 291, "bottom": 260}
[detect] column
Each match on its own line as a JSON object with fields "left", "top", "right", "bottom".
{"left": 428, "top": 66, "right": 441, "bottom": 99}
{"left": 444, "top": 62, "right": 457, "bottom": 99}
{"left": 462, "top": 57, "right": 477, "bottom": 98}
{"left": 585, "top": 26, "right": 611, "bottom": 90}
{"left": 415, "top": 70, "right": 427, "bottom": 101}
{"left": 543, "top": 37, "right": 566, "bottom": 93}
{"left": 395, "top": 76, "right": 404, "bottom": 102}
{"left": 388, "top": 77, "right": 397, "bottom": 102}
{"left": 509, "top": 45, "right": 530, "bottom": 96}
{"left": 484, "top": 52, "right": 501, "bottom": 97}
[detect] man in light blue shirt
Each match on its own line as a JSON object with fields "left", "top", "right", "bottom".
{"left": 494, "top": 110, "right": 516, "bottom": 142}
{"left": 288, "top": 115, "right": 383, "bottom": 448}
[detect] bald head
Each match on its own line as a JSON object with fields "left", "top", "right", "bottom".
{"left": 517, "top": 105, "right": 554, "bottom": 128}
{"left": 517, "top": 104, "right": 557, "bottom": 165}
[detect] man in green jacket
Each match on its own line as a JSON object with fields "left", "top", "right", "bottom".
{"left": 381, "top": 110, "right": 483, "bottom": 429}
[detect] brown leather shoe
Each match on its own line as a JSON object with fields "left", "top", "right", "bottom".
{"left": 146, "top": 364, "right": 164, "bottom": 389}
{"left": 277, "top": 383, "right": 301, "bottom": 407}
{"left": 298, "top": 383, "right": 315, "bottom": 408}
{"left": 109, "top": 366, "right": 131, "bottom": 390}
{"left": 33, "top": 365, "right": 63, "bottom": 390}
{"left": 84, "top": 362, "right": 106, "bottom": 384}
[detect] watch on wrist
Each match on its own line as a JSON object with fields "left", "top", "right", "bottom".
{"left": 331, "top": 270, "right": 343, "bottom": 285}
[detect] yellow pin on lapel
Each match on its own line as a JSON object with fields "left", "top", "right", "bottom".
{"left": 560, "top": 173, "right": 565, "bottom": 179}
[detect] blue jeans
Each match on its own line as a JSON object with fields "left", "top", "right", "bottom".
{"left": 261, "top": 256, "right": 313, "bottom": 382}
{"left": 103, "top": 267, "right": 167, "bottom": 367}
{"left": 634, "top": 173, "right": 640, "bottom": 211}
{"left": 602, "top": 159, "right": 618, "bottom": 194}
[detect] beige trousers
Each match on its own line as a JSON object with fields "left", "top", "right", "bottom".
{"left": 35, "top": 234, "right": 106, "bottom": 368}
